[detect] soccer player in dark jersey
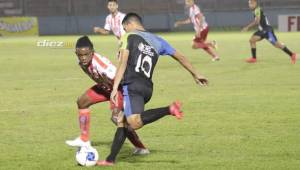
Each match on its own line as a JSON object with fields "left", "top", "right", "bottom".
{"left": 97, "top": 13, "right": 208, "bottom": 166}
{"left": 242, "top": 0, "right": 297, "bottom": 64}
{"left": 65, "top": 36, "right": 150, "bottom": 155}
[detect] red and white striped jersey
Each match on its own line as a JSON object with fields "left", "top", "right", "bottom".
{"left": 81, "top": 53, "right": 116, "bottom": 90}
{"left": 189, "top": 4, "right": 208, "bottom": 32}
{"left": 104, "top": 11, "right": 126, "bottom": 39}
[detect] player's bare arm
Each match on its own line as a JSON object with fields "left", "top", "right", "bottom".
{"left": 111, "top": 49, "right": 129, "bottom": 105}
{"left": 242, "top": 14, "right": 260, "bottom": 32}
{"left": 174, "top": 18, "right": 191, "bottom": 27}
{"left": 171, "top": 50, "right": 208, "bottom": 86}
{"left": 93, "top": 27, "right": 110, "bottom": 35}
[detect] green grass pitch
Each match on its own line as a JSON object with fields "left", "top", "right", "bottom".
{"left": 0, "top": 31, "right": 300, "bottom": 170}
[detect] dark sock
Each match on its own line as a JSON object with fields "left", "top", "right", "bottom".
{"left": 126, "top": 126, "right": 146, "bottom": 149}
{"left": 251, "top": 48, "right": 256, "bottom": 59}
{"left": 141, "top": 107, "right": 169, "bottom": 126}
{"left": 282, "top": 46, "right": 293, "bottom": 57}
{"left": 106, "top": 127, "right": 127, "bottom": 162}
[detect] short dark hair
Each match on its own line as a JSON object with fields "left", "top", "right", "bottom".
{"left": 108, "top": 0, "right": 118, "bottom": 3}
{"left": 122, "top": 12, "right": 143, "bottom": 25}
{"left": 76, "top": 36, "right": 93, "bottom": 49}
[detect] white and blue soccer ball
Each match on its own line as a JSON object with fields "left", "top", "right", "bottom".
{"left": 76, "top": 146, "right": 99, "bottom": 167}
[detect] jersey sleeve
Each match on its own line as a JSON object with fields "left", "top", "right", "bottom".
{"left": 104, "top": 16, "right": 111, "bottom": 31}
{"left": 157, "top": 37, "right": 176, "bottom": 56}
{"left": 193, "top": 5, "right": 201, "bottom": 15}
{"left": 119, "top": 33, "right": 130, "bottom": 50}
{"left": 254, "top": 7, "right": 261, "bottom": 17}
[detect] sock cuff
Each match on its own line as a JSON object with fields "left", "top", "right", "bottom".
{"left": 79, "top": 109, "right": 90, "bottom": 115}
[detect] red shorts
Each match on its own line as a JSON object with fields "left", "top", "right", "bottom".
{"left": 193, "top": 26, "right": 209, "bottom": 43}
{"left": 85, "top": 85, "right": 123, "bottom": 111}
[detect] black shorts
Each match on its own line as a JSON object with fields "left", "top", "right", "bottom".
{"left": 122, "top": 80, "right": 153, "bottom": 118}
{"left": 253, "top": 27, "right": 278, "bottom": 45}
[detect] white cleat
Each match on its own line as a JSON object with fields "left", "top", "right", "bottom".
{"left": 133, "top": 148, "right": 150, "bottom": 155}
{"left": 212, "top": 57, "right": 220, "bottom": 62}
{"left": 65, "top": 137, "right": 91, "bottom": 147}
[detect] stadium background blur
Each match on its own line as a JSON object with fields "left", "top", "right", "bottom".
{"left": 0, "top": 0, "right": 299, "bottom": 35}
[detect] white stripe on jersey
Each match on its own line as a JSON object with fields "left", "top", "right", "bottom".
{"left": 104, "top": 12, "right": 126, "bottom": 39}
{"left": 189, "top": 4, "right": 208, "bottom": 32}
{"left": 90, "top": 53, "right": 116, "bottom": 80}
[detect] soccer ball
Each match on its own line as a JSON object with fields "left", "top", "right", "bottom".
{"left": 76, "top": 146, "right": 99, "bottom": 167}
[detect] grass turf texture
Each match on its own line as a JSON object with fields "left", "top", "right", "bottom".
{"left": 0, "top": 32, "right": 300, "bottom": 170}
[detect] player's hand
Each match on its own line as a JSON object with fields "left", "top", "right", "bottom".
{"left": 194, "top": 75, "right": 208, "bottom": 86}
{"left": 241, "top": 26, "right": 248, "bottom": 32}
{"left": 93, "top": 27, "right": 100, "bottom": 33}
{"left": 174, "top": 22, "right": 180, "bottom": 28}
{"left": 94, "top": 27, "right": 106, "bottom": 34}
{"left": 110, "top": 89, "right": 118, "bottom": 106}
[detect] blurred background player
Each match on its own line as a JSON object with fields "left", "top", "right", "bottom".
{"left": 242, "top": 0, "right": 297, "bottom": 64}
{"left": 174, "top": 0, "right": 220, "bottom": 62}
{"left": 93, "top": 0, "right": 125, "bottom": 41}
{"left": 65, "top": 36, "right": 150, "bottom": 155}
{"left": 97, "top": 13, "right": 208, "bottom": 166}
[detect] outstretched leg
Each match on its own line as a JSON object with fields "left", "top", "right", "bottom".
{"left": 273, "top": 41, "right": 297, "bottom": 64}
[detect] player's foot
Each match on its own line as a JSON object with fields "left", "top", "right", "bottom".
{"left": 211, "top": 40, "right": 218, "bottom": 50}
{"left": 96, "top": 160, "right": 114, "bottom": 166}
{"left": 212, "top": 56, "right": 220, "bottom": 62}
{"left": 169, "top": 101, "right": 183, "bottom": 119}
{"left": 133, "top": 148, "right": 150, "bottom": 155}
{"left": 245, "top": 57, "right": 257, "bottom": 63}
{"left": 291, "top": 53, "right": 297, "bottom": 64}
{"left": 65, "top": 137, "right": 91, "bottom": 147}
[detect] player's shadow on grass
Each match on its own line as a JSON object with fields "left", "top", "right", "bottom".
{"left": 118, "top": 147, "right": 180, "bottom": 164}
{"left": 92, "top": 141, "right": 179, "bottom": 164}
{"left": 91, "top": 141, "right": 112, "bottom": 146}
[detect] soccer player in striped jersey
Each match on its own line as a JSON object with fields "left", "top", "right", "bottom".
{"left": 174, "top": 0, "right": 220, "bottom": 61}
{"left": 97, "top": 13, "right": 208, "bottom": 166}
{"left": 65, "top": 36, "right": 150, "bottom": 155}
{"left": 93, "top": 0, "right": 125, "bottom": 40}
{"left": 242, "top": 0, "right": 297, "bottom": 64}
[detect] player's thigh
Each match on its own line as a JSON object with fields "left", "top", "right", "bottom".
{"left": 266, "top": 30, "right": 278, "bottom": 46}
{"left": 251, "top": 31, "right": 264, "bottom": 43}
{"left": 122, "top": 85, "right": 145, "bottom": 118}
{"left": 78, "top": 85, "right": 109, "bottom": 109}
{"left": 200, "top": 27, "right": 209, "bottom": 41}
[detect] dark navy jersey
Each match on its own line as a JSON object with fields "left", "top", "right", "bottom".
{"left": 120, "top": 30, "right": 175, "bottom": 85}
{"left": 253, "top": 6, "right": 271, "bottom": 31}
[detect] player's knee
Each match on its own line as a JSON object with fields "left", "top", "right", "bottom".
{"left": 192, "top": 43, "right": 198, "bottom": 49}
{"left": 249, "top": 38, "right": 255, "bottom": 44}
{"left": 77, "top": 96, "right": 89, "bottom": 109}
{"left": 127, "top": 115, "right": 143, "bottom": 130}
{"left": 274, "top": 42, "right": 282, "bottom": 49}
{"left": 128, "top": 122, "right": 140, "bottom": 130}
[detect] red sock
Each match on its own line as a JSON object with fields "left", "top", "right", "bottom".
{"left": 79, "top": 109, "right": 90, "bottom": 142}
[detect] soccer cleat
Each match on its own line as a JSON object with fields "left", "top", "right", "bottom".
{"left": 133, "top": 148, "right": 150, "bottom": 155}
{"left": 169, "top": 101, "right": 184, "bottom": 119}
{"left": 245, "top": 57, "right": 257, "bottom": 63}
{"left": 291, "top": 53, "right": 297, "bottom": 64}
{"left": 212, "top": 57, "right": 220, "bottom": 62}
{"left": 65, "top": 137, "right": 91, "bottom": 147}
{"left": 96, "top": 160, "right": 114, "bottom": 166}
